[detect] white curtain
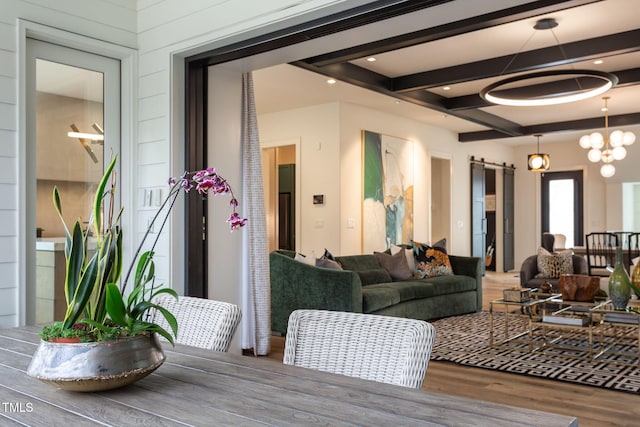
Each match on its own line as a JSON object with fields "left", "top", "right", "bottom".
{"left": 240, "top": 72, "right": 270, "bottom": 355}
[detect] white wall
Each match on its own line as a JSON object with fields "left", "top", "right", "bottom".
{"left": 258, "top": 103, "right": 341, "bottom": 256}
{"left": 1, "top": 0, "right": 136, "bottom": 327}
{"left": 259, "top": 101, "right": 518, "bottom": 258}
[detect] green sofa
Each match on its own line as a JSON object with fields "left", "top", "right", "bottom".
{"left": 270, "top": 249, "right": 482, "bottom": 334}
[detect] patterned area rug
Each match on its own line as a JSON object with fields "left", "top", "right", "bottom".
{"left": 431, "top": 311, "right": 640, "bottom": 394}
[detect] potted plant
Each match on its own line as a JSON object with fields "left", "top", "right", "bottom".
{"left": 27, "top": 156, "right": 246, "bottom": 391}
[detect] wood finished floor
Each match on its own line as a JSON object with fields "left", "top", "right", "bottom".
{"left": 262, "top": 272, "right": 640, "bottom": 427}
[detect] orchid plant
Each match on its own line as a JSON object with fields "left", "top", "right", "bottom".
{"left": 41, "top": 156, "right": 247, "bottom": 344}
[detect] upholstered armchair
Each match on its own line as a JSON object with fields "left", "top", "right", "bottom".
{"left": 520, "top": 233, "right": 588, "bottom": 291}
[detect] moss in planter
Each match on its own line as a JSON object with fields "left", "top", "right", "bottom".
{"left": 39, "top": 321, "right": 132, "bottom": 343}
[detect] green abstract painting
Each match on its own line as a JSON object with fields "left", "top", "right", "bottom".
{"left": 362, "top": 130, "right": 413, "bottom": 253}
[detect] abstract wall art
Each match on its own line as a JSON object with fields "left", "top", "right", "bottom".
{"left": 362, "top": 130, "right": 414, "bottom": 253}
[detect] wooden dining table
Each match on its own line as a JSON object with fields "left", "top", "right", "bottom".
{"left": 0, "top": 325, "right": 578, "bottom": 426}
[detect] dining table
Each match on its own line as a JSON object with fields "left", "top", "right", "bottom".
{"left": 0, "top": 325, "right": 578, "bottom": 426}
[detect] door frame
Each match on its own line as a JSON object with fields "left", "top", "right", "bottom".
{"left": 17, "top": 20, "right": 136, "bottom": 326}
{"left": 541, "top": 169, "right": 585, "bottom": 247}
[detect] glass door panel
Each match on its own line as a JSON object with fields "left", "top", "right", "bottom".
{"left": 27, "top": 39, "right": 120, "bottom": 324}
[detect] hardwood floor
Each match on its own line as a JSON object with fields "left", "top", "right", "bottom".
{"left": 262, "top": 272, "right": 640, "bottom": 427}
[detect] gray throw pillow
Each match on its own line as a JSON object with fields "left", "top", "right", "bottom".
{"left": 316, "top": 256, "right": 342, "bottom": 270}
{"left": 374, "top": 250, "right": 413, "bottom": 281}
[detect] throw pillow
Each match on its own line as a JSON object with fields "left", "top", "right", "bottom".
{"left": 535, "top": 247, "right": 573, "bottom": 278}
{"left": 390, "top": 244, "right": 416, "bottom": 272}
{"left": 294, "top": 251, "right": 316, "bottom": 266}
{"left": 323, "top": 248, "right": 337, "bottom": 261}
{"left": 316, "top": 256, "right": 343, "bottom": 270}
{"left": 413, "top": 241, "right": 453, "bottom": 278}
{"left": 374, "top": 250, "right": 413, "bottom": 281}
{"left": 432, "top": 237, "right": 447, "bottom": 251}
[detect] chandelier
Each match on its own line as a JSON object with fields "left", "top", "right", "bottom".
{"left": 480, "top": 18, "right": 617, "bottom": 107}
{"left": 527, "top": 134, "right": 550, "bottom": 171}
{"left": 579, "top": 97, "right": 635, "bottom": 178}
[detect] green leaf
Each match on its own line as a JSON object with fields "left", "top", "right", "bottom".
{"left": 152, "top": 304, "right": 178, "bottom": 338}
{"left": 93, "top": 156, "right": 118, "bottom": 238}
{"left": 105, "top": 283, "right": 127, "bottom": 327}
{"left": 134, "top": 322, "right": 175, "bottom": 346}
{"left": 62, "top": 252, "right": 99, "bottom": 329}
{"left": 52, "top": 187, "right": 71, "bottom": 245}
{"left": 63, "top": 222, "right": 85, "bottom": 306}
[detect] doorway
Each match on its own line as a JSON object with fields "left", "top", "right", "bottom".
{"left": 262, "top": 141, "right": 299, "bottom": 252}
{"left": 541, "top": 170, "right": 584, "bottom": 248}
{"left": 26, "top": 39, "right": 120, "bottom": 325}
{"left": 485, "top": 168, "right": 496, "bottom": 271}
{"left": 430, "top": 156, "right": 451, "bottom": 247}
{"left": 262, "top": 144, "right": 297, "bottom": 252}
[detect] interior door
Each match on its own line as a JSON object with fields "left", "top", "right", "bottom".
{"left": 503, "top": 167, "right": 515, "bottom": 271}
{"left": 26, "top": 39, "right": 120, "bottom": 324}
{"left": 470, "top": 161, "right": 486, "bottom": 270}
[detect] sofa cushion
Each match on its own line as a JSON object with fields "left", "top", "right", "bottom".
{"left": 362, "top": 275, "right": 477, "bottom": 313}
{"left": 357, "top": 269, "right": 393, "bottom": 286}
{"left": 374, "top": 250, "right": 413, "bottom": 280}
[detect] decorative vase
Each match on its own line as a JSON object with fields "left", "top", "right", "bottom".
{"left": 27, "top": 333, "right": 165, "bottom": 392}
{"left": 632, "top": 261, "right": 640, "bottom": 299}
{"left": 608, "top": 246, "right": 631, "bottom": 310}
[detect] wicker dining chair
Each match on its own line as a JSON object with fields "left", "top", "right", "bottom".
{"left": 153, "top": 295, "right": 241, "bottom": 352}
{"left": 283, "top": 309, "right": 436, "bottom": 389}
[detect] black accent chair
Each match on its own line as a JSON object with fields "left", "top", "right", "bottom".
{"left": 520, "top": 233, "right": 588, "bottom": 291}
{"left": 585, "top": 232, "right": 618, "bottom": 276}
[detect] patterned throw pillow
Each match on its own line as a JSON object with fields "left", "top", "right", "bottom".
{"left": 535, "top": 247, "right": 573, "bottom": 278}
{"left": 413, "top": 241, "right": 453, "bottom": 278}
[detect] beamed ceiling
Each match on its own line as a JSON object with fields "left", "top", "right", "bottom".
{"left": 253, "top": 0, "right": 640, "bottom": 144}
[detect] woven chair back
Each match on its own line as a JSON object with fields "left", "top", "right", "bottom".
{"left": 284, "top": 309, "right": 436, "bottom": 388}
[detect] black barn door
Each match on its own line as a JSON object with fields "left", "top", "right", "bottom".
{"left": 503, "top": 167, "right": 515, "bottom": 271}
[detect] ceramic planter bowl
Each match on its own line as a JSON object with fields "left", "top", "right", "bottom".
{"left": 27, "top": 333, "right": 165, "bottom": 392}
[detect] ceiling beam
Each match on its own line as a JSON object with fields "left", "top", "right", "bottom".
{"left": 304, "top": 0, "right": 601, "bottom": 67}
{"left": 392, "top": 29, "right": 640, "bottom": 92}
{"left": 458, "top": 112, "right": 640, "bottom": 142}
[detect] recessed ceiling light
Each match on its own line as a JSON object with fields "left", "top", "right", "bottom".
{"left": 366, "top": 57, "right": 376, "bottom": 62}
{"left": 327, "top": 78, "right": 336, "bottom": 85}
{"left": 443, "top": 86, "right": 451, "bottom": 91}
{"left": 594, "top": 59, "right": 603, "bottom": 65}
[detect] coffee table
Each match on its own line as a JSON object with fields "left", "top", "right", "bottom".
{"left": 590, "top": 299, "right": 640, "bottom": 366}
{"left": 489, "top": 293, "right": 560, "bottom": 350}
